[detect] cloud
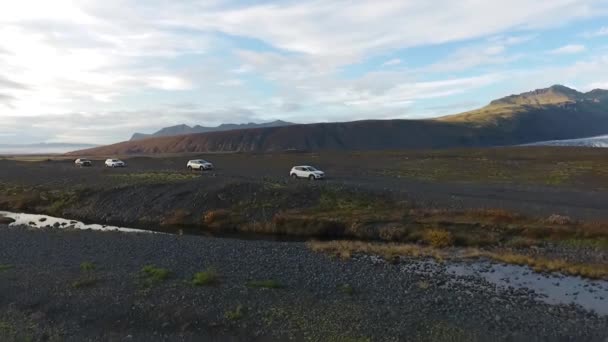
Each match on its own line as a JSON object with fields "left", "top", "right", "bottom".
{"left": 1, "top": 0, "right": 608, "bottom": 144}
{"left": 549, "top": 44, "right": 586, "bottom": 54}
{"left": 180, "top": 0, "right": 606, "bottom": 58}
{"left": 583, "top": 26, "right": 608, "bottom": 37}
{"left": 382, "top": 58, "right": 402, "bottom": 67}
{"left": 586, "top": 81, "right": 608, "bottom": 90}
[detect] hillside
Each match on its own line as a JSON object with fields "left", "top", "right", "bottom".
{"left": 130, "top": 120, "right": 293, "bottom": 140}
{"left": 70, "top": 85, "right": 608, "bottom": 155}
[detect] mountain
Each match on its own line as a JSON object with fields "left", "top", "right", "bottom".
{"left": 70, "top": 85, "right": 608, "bottom": 155}
{"left": 130, "top": 120, "right": 294, "bottom": 140}
{"left": 0, "top": 143, "right": 98, "bottom": 155}
{"left": 527, "top": 135, "right": 608, "bottom": 148}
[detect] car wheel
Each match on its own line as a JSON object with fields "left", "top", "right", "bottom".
{"left": 291, "top": 174, "right": 298, "bottom": 179}
{"left": 188, "top": 166, "right": 192, "bottom": 171}
{"left": 309, "top": 175, "right": 315, "bottom": 181}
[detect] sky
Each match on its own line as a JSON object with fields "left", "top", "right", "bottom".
{"left": 1, "top": 0, "right": 608, "bottom": 145}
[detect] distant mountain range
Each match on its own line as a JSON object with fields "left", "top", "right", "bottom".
{"left": 0, "top": 143, "right": 98, "bottom": 155}
{"left": 130, "top": 120, "right": 294, "bottom": 140}
{"left": 70, "top": 85, "right": 608, "bottom": 155}
{"left": 528, "top": 135, "right": 608, "bottom": 148}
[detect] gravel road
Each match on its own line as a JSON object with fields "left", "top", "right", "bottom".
{"left": 1, "top": 225, "right": 606, "bottom": 342}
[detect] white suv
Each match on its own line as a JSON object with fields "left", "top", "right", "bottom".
{"left": 290, "top": 166, "right": 325, "bottom": 180}
{"left": 187, "top": 159, "right": 214, "bottom": 171}
{"left": 105, "top": 159, "right": 126, "bottom": 168}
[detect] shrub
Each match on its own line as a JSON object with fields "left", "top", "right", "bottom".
{"left": 378, "top": 226, "right": 408, "bottom": 242}
{"left": 272, "top": 213, "right": 346, "bottom": 237}
{"left": 544, "top": 214, "right": 574, "bottom": 225}
{"left": 72, "top": 278, "right": 99, "bottom": 288}
{"left": 202, "top": 209, "right": 238, "bottom": 231}
{"left": 339, "top": 284, "right": 354, "bottom": 295}
{"left": 0, "top": 264, "right": 14, "bottom": 272}
{"left": 141, "top": 265, "right": 170, "bottom": 282}
{"left": 422, "top": 229, "right": 454, "bottom": 248}
{"left": 161, "top": 209, "right": 190, "bottom": 226}
{"left": 225, "top": 305, "right": 244, "bottom": 320}
{"left": 192, "top": 268, "right": 219, "bottom": 286}
{"left": 80, "top": 262, "right": 95, "bottom": 272}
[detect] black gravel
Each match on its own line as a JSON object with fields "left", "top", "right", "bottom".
{"left": 0, "top": 225, "right": 606, "bottom": 342}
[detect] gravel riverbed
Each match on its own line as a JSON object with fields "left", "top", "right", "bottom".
{"left": 0, "top": 224, "right": 607, "bottom": 342}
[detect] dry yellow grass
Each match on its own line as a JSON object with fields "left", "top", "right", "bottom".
{"left": 307, "top": 241, "right": 608, "bottom": 280}
{"left": 422, "top": 229, "right": 454, "bottom": 248}
{"left": 161, "top": 209, "right": 190, "bottom": 226}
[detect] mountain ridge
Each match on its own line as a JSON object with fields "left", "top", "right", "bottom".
{"left": 130, "top": 120, "right": 294, "bottom": 140}
{"left": 70, "top": 85, "right": 608, "bottom": 155}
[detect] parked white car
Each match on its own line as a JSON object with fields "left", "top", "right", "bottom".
{"left": 105, "top": 159, "right": 126, "bottom": 168}
{"left": 74, "top": 158, "right": 92, "bottom": 167}
{"left": 290, "top": 166, "right": 325, "bottom": 180}
{"left": 187, "top": 159, "right": 214, "bottom": 171}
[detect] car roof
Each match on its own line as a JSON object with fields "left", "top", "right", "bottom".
{"left": 294, "top": 165, "right": 313, "bottom": 168}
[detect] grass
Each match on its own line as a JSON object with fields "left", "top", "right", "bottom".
{"left": 141, "top": 265, "right": 170, "bottom": 283}
{"left": 377, "top": 151, "right": 608, "bottom": 189}
{"left": 0, "top": 264, "right": 14, "bottom": 272}
{"left": 422, "top": 229, "right": 454, "bottom": 248}
{"left": 0, "top": 321, "right": 13, "bottom": 333}
{"left": 80, "top": 262, "right": 95, "bottom": 272}
{"left": 192, "top": 268, "right": 219, "bottom": 286}
{"left": 72, "top": 261, "right": 99, "bottom": 289}
{"left": 225, "top": 305, "right": 244, "bottom": 321}
{"left": 246, "top": 279, "right": 284, "bottom": 289}
{"left": 417, "top": 281, "right": 430, "bottom": 290}
{"left": 72, "top": 278, "right": 99, "bottom": 289}
{"left": 339, "top": 284, "right": 354, "bottom": 295}
{"left": 161, "top": 209, "right": 191, "bottom": 226}
{"left": 307, "top": 240, "right": 608, "bottom": 279}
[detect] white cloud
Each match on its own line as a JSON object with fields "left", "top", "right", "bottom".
{"left": 549, "top": 44, "right": 586, "bottom": 54}
{"left": 0, "top": 0, "right": 608, "bottom": 144}
{"left": 583, "top": 26, "right": 608, "bottom": 37}
{"left": 179, "top": 0, "right": 605, "bottom": 58}
{"left": 586, "top": 81, "right": 608, "bottom": 90}
{"left": 382, "top": 58, "right": 402, "bottom": 66}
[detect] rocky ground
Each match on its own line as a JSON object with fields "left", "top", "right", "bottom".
{"left": 0, "top": 225, "right": 607, "bottom": 342}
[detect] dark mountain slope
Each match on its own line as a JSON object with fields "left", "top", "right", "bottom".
{"left": 71, "top": 85, "right": 608, "bottom": 155}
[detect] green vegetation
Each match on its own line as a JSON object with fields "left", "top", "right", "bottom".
{"left": 141, "top": 265, "right": 170, "bottom": 284}
{"left": 0, "top": 321, "right": 12, "bottom": 332}
{"left": 338, "top": 284, "right": 354, "bottom": 295}
{"left": 108, "top": 172, "right": 198, "bottom": 185}
{"left": 246, "top": 279, "right": 284, "bottom": 289}
{"left": 224, "top": 305, "right": 244, "bottom": 321}
{"left": 72, "top": 278, "right": 99, "bottom": 289}
{"left": 72, "top": 261, "right": 99, "bottom": 289}
{"left": 377, "top": 151, "right": 608, "bottom": 189}
{"left": 80, "top": 262, "right": 95, "bottom": 272}
{"left": 0, "top": 183, "right": 84, "bottom": 215}
{"left": 417, "top": 281, "right": 430, "bottom": 290}
{"left": 192, "top": 268, "right": 219, "bottom": 286}
{"left": 0, "top": 264, "right": 14, "bottom": 272}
